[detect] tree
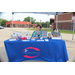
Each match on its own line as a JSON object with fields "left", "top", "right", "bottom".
{"left": 1, "top": 19, "right": 8, "bottom": 26}
{"left": 15, "top": 19, "right": 20, "bottom": 21}
{"left": 0, "top": 18, "right": 4, "bottom": 25}
{"left": 35, "top": 22, "right": 40, "bottom": 25}
{"left": 17, "top": 20, "right": 20, "bottom": 21}
{"left": 0, "top": 18, "right": 9, "bottom": 26}
{"left": 23, "top": 16, "right": 36, "bottom": 24}
{"left": 45, "top": 21, "right": 50, "bottom": 27}
{"left": 41, "top": 22, "right": 46, "bottom": 27}
{"left": 23, "top": 16, "right": 30, "bottom": 22}
{"left": 41, "top": 21, "right": 50, "bottom": 27}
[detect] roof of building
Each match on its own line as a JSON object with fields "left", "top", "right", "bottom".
{"left": 6, "top": 21, "right": 31, "bottom": 25}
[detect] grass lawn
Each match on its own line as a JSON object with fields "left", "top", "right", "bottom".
{"left": 29, "top": 28, "right": 75, "bottom": 34}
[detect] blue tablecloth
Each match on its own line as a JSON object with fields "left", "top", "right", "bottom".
{"left": 4, "top": 39, "right": 69, "bottom": 62}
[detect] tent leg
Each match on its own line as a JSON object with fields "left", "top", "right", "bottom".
{"left": 47, "top": 15, "right": 49, "bottom": 30}
{"left": 12, "top": 12, "right": 14, "bottom": 35}
{"left": 72, "top": 22, "right": 75, "bottom": 40}
{"left": 56, "top": 12, "right": 58, "bottom": 29}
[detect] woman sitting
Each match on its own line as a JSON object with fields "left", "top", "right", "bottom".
{"left": 31, "top": 25, "right": 42, "bottom": 39}
{"left": 51, "top": 29, "right": 60, "bottom": 37}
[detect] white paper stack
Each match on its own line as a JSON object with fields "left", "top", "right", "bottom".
{"left": 9, "top": 39, "right": 17, "bottom": 41}
{"left": 31, "top": 39, "right": 36, "bottom": 41}
{"left": 37, "top": 40, "right": 44, "bottom": 41}
{"left": 22, "top": 40, "right": 29, "bottom": 41}
{"left": 45, "top": 39, "right": 49, "bottom": 41}
{"left": 52, "top": 36, "right": 61, "bottom": 39}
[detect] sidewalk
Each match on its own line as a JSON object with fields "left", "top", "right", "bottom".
{"left": 61, "top": 33, "right": 75, "bottom": 41}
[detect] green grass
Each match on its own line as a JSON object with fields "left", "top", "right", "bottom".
{"left": 29, "top": 28, "right": 75, "bottom": 34}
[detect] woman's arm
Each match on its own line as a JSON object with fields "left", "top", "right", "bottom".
{"left": 31, "top": 31, "right": 38, "bottom": 39}
{"left": 31, "top": 31, "right": 35, "bottom": 38}
{"left": 32, "top": 37, "right": 38, "bottom": 39}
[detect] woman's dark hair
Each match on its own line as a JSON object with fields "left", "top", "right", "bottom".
{"left": 36, "top": 25, "right": 42, "bottom": 30}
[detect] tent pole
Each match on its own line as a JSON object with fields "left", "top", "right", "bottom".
{"left": 47, "top": 15, "right": 49, "bottom": 30}
{"left": 72, "top": 22, "right": 74, "bottom": 40}
{"left": 12, "top": 12, "right": 14, "bottom": 35}
{"left": 30, "top": 17, "right": 31, "bottom": 22}
{"left": 56, "top": 12, "right": 58, "bottom": 29}
{"left": 27, "top": 22, "right": 29, "bottom": 38}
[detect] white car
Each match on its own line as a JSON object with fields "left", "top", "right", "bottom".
{"left": 0, "top": 26, "right": 4, "bottom": 29}
{"left": 50, "top": 25, "right": 52, "bottom": 26}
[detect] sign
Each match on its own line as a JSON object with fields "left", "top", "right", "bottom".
{"left": 42, "top": 31, "right": 47, "bottom": 38}
{"left": 72, "top": 16, "right": 75, "bottom": 22}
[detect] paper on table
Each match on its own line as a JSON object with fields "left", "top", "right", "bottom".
{"left": 22, "top": 40, "right": 29, "bottom": 41}
{"left": 37, "top": 40, "right": 44, "bottom": 41}
{"left": 45, "top": 39, "right": 49, "bottom": 41}
{"left": 52, "top": 36, "right": 61, "bottom": 39}
{"left": 9, "top": 39, "right": 17, "bottom": 41}
{"left": 31, "top": 39, "right": 36, "bottom": 41}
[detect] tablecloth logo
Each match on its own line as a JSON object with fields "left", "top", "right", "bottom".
{"left": 22, "top": 47, "right": 40, "bottom": 58}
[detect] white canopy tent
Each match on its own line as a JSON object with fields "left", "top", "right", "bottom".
{"left": 12, "top": 12, "right": 63, "bottom": 35}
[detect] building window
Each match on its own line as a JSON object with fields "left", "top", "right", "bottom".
{"left": 20, "top": 24, "right": 21, "bottom": 27}
{"left": 31, "top": 25, "right": 33, "bottom": 27}
{"left": 22, "top": 24, "right": 24, "bottom": 27}
{"left": 26, "top": 24, "right": 28, "bottom": 27}
{"left": 16, "top": 24, "right": 18, "bottom": 27}
{"left": 13, "top": 24, "right": 15, "bottom": 27}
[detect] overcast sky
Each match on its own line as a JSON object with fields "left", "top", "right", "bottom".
{"left": 0, "top": 12, "right": 55, "bottom": 22}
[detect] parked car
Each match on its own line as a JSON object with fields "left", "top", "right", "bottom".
{"left": 0, "top": 26, "right": 4, "bottom": 29}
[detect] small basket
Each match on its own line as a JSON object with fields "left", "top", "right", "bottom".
{"left": 20, "top": 37, "right": 27, "bottom": 40}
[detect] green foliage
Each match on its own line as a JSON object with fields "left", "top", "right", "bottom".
{"left": 0, "top": 18, "right": 4, "bottom": 25}
{"left": 15, "top": 20, "right": 20, "bottom": 21}
{"left": 23, "top": 16, "right": 30, "bottom": 22}
{"left": 0, "top": 19, "right": 8, "bottom": 26}
{"left": 34, "top": 21, "right": 50, "bottom": 27}
{"left": 42, "top": 21, "right": 50, "bottom": 27}
{"left": 23, "top": 16, "right": 36, "bottom": 24}
{"left": 35, "top": 22, "right": 40, "bottom": 25}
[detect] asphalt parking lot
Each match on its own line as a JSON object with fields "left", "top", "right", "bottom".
{"left": 0, "top": 28, "right": 75, "bottom": 62}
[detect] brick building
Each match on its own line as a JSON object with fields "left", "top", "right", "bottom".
{"left": 6, "top": 21, "right": 37, "bottom": 28}
{"left": 52, "top": 12, "right": 74, "bottom": 30}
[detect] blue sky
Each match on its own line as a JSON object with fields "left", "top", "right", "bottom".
{"left": 0, "top": 12, "right": 55, "bottom": 22}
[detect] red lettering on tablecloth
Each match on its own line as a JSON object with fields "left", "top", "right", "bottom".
{"left": 24, "top": 54, "right": 40, "bottom": 58}
{"left": 22, "top": 47, "right": 40, "bottom": 52}
{"left": 22, "top": 47, "right": 40, "bottom": 58}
